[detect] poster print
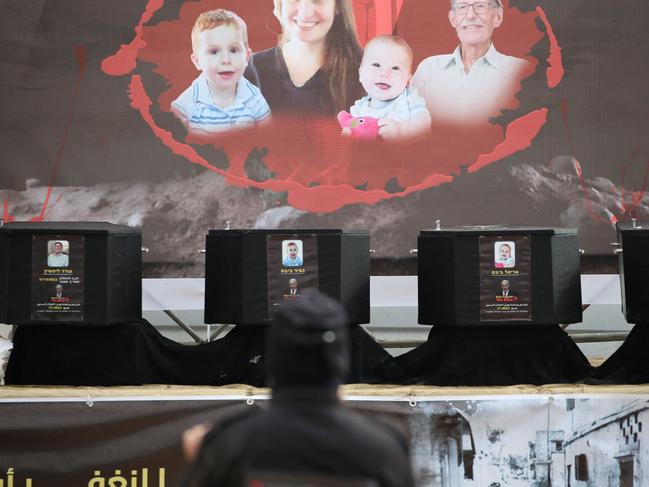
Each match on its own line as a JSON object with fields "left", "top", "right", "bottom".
{"left": 266, "top": 234, "right": 318, "bottom": 316}
{"left": 31, "top": 235, "right": 85, "bottom": 321}
{"left": 2, "top": 394, "right": 649, "bottom": 487}
{"left": 479, "top": 235, "right": 531, "bottom": 322}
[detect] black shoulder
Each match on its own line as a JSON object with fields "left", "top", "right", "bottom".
{"left": 201, "top": 402, "right": 264, "bottom": 444}
{"left": 181, "top": 404, "right": 265, "bottom": 487}
{"left": 245, "top": 47, "right": 279, "bottom": 86}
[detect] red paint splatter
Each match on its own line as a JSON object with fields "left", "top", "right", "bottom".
{"left": 129, "top": 74, "right": 455, "bottom": 209}
{"left": 616, "top": 160, "right": 649, "bottom": 220}
{"left": 559, "top": 99, "right": 574, "bottom": 154}
{"left": 468, "top": 109, "right": 548, "bottom": 174}
{"left": 574, "top": 158, "right": 607, "bottom": 223}
{"left": 32, "top": 45, "right": 87, "bottom": 222}
{"left": 129, "top": 73, "right": 556, "bottom": 212}
{"left": 536, "top": 6, "right": 564, "bottom": 88}
{"left": 101, "top": 0, "right": 164, "bottom": 76}
{"left": 2, "top": 197, "right": 15, "bottom": 223}
{"left": 127, "top": 75, "right": 230, "bottom": 177}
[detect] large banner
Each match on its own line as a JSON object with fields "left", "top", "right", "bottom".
{"left": 1, "top": 394, "right": 648, "bottom": 486}
{"left": 1, "top": 1, "right": 647, "bottom": 274}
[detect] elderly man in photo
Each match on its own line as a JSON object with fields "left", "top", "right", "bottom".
{"left": 412, "top": 0, "right": 532, "bottom": 125}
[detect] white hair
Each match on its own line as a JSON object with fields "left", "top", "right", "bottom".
{"left": 450, "top": 0, "right": 502, "bottom": 6}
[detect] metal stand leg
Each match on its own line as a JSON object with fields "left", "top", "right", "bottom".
{"left": 210, "top": 324, "right": 230, "bottom": 341}
{"left": 163, "top": 310, "right": 203, "bottom": 343}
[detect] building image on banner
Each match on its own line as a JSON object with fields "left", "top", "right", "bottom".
{"left": 408, "top": 396, "right": 649, "bottom": 487}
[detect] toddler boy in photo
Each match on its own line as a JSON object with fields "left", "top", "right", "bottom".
{"left": 342, "top": 35, "right": 431, "bottom": 141}
{"left": 171, "top": 9, "right": 271, "bottom": 134}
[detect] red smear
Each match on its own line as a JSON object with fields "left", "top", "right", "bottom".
{"left": 468, "top": 108, "right": 548, "bottom": 173}
{"left": 2, "top": 198, "right": 15, "bottom": 223}
{"left": 128, "top": 76, "right": 232, "bottom": 177}
{"left": 536, "top": 6, "right": 564, "bottom": 88}
{"left": 559, "top": 99, "right": 574, "bottom": 154}
{"left": 100, "top": 0, "right": 164, "bottom": 76}
{"left": 635, "top": 160, "right": 649, "bottom": 205}
{"left": 616, "top": 160, "right": 649, "bottom": 219}
{"left": 574, "top": 159, "right": 607, "bottom": 223}
{"left": 574, "top": 159, "right": 583, "bottom": 177}
{"left": 32, "top": 45, "right": 87, "bottom": 222}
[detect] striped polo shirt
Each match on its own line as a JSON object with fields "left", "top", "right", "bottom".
{"left": 171, "top": 75, "right": 271, "bottom": 133}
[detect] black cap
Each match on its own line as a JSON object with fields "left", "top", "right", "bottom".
{"left": 267, "top": 289, "right": 350, "bottom": 390}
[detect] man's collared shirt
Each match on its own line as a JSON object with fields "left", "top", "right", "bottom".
{"left": 47, "top": 253, "right": 68, "bottom": 267}
{"left": 171, "top": 75, "right": 271, "bottom": 133}
{"left": 412, "top": 44, "right": 531, "bottom": 125}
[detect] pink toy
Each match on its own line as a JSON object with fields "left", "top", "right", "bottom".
{"left": 337, "top": 111, "right": 380, "bottom": 140}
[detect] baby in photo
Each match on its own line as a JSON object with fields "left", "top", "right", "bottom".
{"left": 339, "top": 35, "right": 431, "bottom": 141}
{"left": 495, "top": 242, "right": 515, "bottom": 268}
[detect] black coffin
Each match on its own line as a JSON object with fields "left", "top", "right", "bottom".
{"left": 0, "top": 221, "right": 141, "bottom": 325}
{"left": 417, "top": 226, "right": 582, "bottom": 326}
{"left": 616, "top": 221, "right": 649, "bottom": 324}
{"left": 204, "top": 229, "right": 369, "bottom": 326}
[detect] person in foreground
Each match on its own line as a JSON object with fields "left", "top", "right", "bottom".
{"left": 412, "top": 0, "right": 532, "bottom": 125}
{"left": 181, "top": 289, "right": 414, "bottom": 487}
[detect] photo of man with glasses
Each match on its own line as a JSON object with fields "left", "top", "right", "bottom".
{"left": 412, "top": 0, "right": 532, "bottom": 125}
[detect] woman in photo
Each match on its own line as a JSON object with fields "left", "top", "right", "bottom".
{"left": 245, "top": 0, "right": 364, "bottom": 117}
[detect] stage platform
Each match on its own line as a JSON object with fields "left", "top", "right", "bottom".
{"left": 2, "top": 383, "right": 649, "bottom": 401}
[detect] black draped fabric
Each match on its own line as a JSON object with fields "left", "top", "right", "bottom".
{"left": 5, "top": 321, "right": 398, "bottom": 386}
{"left": 593, "top": 324, "right": 649, "bottom": 383}
{"left": 5, "top": 320, "right": 267, "bottom": 386}
{"left": 394, "top": 325, "right": 594, "bottom": 386}
{"left": 348, "top": 326, "right": 401, "bottom": 384}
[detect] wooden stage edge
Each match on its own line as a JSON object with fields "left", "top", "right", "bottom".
{"left": 1, "top": 383, "right": 649, "bottom": 401}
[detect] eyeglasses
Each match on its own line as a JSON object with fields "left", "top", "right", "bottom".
{"left": 452, "top": 2, "right": 500, "bottom": 16}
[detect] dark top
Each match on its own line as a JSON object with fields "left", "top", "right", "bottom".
{"left": 244, "top": 46, "right": 335, "bottom": 116}
{"left": 182, "top": 388, "right": 414, "bottom": 487}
